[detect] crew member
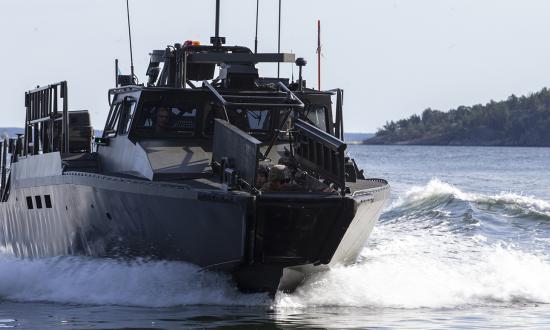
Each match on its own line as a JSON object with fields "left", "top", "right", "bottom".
{"left": 155, "top": 107, "right": 171, "bottom": 133}
{"left": 256, "top": 164, "right": 269, "bottom": 189}
{"left": 261, "top": 164, "right": 301, "bottom": 192}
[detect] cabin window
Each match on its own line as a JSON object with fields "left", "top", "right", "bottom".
{"left": 136, "top": 103, "right": 198, "bottom": 137}
{"left": 305, "top": 105, "right": 328, "bottom": 132}
{"left": 104, "top": 103, "right": 122, "bottom": 138}
{"left": 120, "top": 101, "right": 137, "bottom": 135}
{"left": 244, "top": 110, "right": 272, "bottom": 130}
{"left": 44, "top": 195, "right": 52, "bottom": 208}
{"left": 26, "top": 196, "right": 33, "bottom": 209}
{"left": 203, "top": 107, "right": 275, "bottom": 140}
{"left": 227, "top": 108, "right": 274, "bottom": 137}
{"left": 35, "top": 195, "right": 43, "bottom": 209}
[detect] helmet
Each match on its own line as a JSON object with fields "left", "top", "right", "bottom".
{"left": 269, "top": 164, "right": 290, "bottom": 182}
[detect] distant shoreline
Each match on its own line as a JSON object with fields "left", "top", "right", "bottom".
{"left": 361, "top": 141, "right": 550, "bottom": 147}
{"left": 367, "top": 87, "right": 550, "bottom": 148}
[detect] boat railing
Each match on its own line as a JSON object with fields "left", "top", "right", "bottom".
{"left": 328, "top": 88, "right": 344, "bottom": 140}
{"left": 203, "top": 81, "right": 304, "bottom": 111}
{"left": 24, "top": 81, "right": 70, "bottom": 155}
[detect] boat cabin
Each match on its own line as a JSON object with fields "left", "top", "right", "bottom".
{"left": 1, "top": 43, "right": 357, "bottom": 200}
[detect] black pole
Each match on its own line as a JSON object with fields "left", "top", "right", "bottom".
{"left": 277, "top": 0, "right": 281, "bottom": 78}
{"left": 296, "top": 57, "right": 306, "bottom": 92}
{"left": 254, "top": 0, "right": 259, "bottom": 53}
{"left": 125, "top": 0, "right": 135, "bottom": 83}
{"left": 61, "top": 82, "right": 69, "bottom": 154}
{"left": 211, "top": 0, "right": 225, "bottom": 47}
{"left": 115, "top": 59, "right": 119, "bottom": 87}
{"left": 215, "top": 0, "right": 220, "bottom": 37}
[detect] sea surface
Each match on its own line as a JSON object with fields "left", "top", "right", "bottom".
{"left": 1, "top": 145, "right": 549, "bottom": 329}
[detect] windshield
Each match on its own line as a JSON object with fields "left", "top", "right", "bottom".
{"left": 203, "top": 106, "right": 276, "bottom": 140}
{"left": 134, "top": 101, "right": 284, "bottom": 141}
{"left": 232, "top": 109, "right": 272, "bottom": 131}
{"left": 304, "top": 105, "right": 328, "bottom": 132}
{"left": 136, "top": 103, "right": 198, "bottom": 137}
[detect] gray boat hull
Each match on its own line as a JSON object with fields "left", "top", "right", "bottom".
{"left": 1, "top": 172, "right": 248, "bottom": 268}
{"left": 0, "top": 154, "right": 390, "bottom": 293}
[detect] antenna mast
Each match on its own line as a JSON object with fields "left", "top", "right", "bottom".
{"left": 125, "top": 0, "right": 135, "bottom": 83}
{"left": 254, "top": 0, "right": 259, "bottom": 53}
{"left": 277, "top": 0, "right": 281, "bottom": 78}
{"left": 211, "top": 0, "right": 226, "bottom": 47}
{"left": 317, "top": 19, "right": 321, "bottom": 91}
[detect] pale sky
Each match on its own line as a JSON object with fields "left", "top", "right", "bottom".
{"left": 2, "top": 0, "right": 550, "bottom": 132}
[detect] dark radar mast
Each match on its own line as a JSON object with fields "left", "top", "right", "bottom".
{"left": 0, "top": 0, "right": 389, "bottom": 295}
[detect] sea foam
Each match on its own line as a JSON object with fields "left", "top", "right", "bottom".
{"left": 390, "top": 179, "right": 550, "bottom": 219}
{"left": 0, "top": 256, "right": 268, "bottom": 307}
{"left": 1, "top": 179, "right": 549, "bottom": 309}
{"left": 276, "top": 232, "right": 550, "bottom": 309}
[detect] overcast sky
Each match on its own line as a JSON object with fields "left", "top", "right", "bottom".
{"left": 2, "top": 0, "right": 550, "bottom": 132}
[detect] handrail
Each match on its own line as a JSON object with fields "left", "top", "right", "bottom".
{"left": 328, "top": 88, "right": 344, "bottom": 140}
{"left": 277, "top": 81, "right": 304, "bottom": 109}
{"left": 204, "top": 81, "right": 228, "bottom": 105}
{"left": 24, "top": 81, "right": 69, "bottom": 155}
{"left": 204, "top": 81, "right": 230, "bottom": 122}
{"left": 204, "top": 81, "right": 304, "bottom": 110}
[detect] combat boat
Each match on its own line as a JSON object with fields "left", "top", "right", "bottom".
{"left": 0, "top": 2, "right": 389, "bottom": 293}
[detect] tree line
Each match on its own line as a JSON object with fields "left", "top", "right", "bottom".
{"left": 367, "top": 87, "right": 550, "bottom": 146}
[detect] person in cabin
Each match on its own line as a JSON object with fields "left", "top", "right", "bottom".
{"left": 154, "top": 107, "right": 172, "bottom": 133}
{"left": 255, "top": 164, "right": 269, "bottom": 189}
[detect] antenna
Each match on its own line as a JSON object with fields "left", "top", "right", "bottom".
{"left": 125, "top": 0, "right": 135, "bottom": 83}
{"left": 317, "top": 19, "right": 321, "bottom": 91}
{"left": 211, "top": 0, "right": 226, "bottom": 47}
{"left": 115, "top": 59, "right": 119, "bottom": 86}
{"left": 254, "top": 0, "right": 259, "bottom": 53}
{"left": 277, "top": 0, "right": 282, "bottom": 78}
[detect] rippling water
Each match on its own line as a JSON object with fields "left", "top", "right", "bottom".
{"left": 1, "top": 145, "right": 549, "bottom": 329}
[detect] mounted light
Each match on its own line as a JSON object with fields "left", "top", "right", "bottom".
{"left": 192, "top": 41, "right": 201, "bottom": 46}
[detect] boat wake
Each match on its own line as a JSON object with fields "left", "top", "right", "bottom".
{"left": 1, "top": 179, "right": 549, "bottom": 309}
{"left": 277, "top": 232, "right": 550, "bottom": 308}
{"left": 277, "top": 179, "right": 550, "bottom": 309}
{"left": 0, "top": 256, "right": 269, "bottom": 307}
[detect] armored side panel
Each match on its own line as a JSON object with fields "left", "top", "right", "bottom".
{"left": 212, "top": 119, "right": 261, "bottom": 186}
{"left": 294, "top": 119, "right": 347, "bottom": 193}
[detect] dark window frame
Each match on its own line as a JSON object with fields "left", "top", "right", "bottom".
{"left": 304, "top": 104, "right": 330, "bottom": 133}
{"left": 133, "top": 101, "right": 202, "bottom": 139}
{"left": 26, "top": 196, "right": 33, "bottom": 209}
{"left": 44, "top": 195, "right": 52, "bottom": 208}
{"left": 34, "top": 195, "right": 43, "bottom": 209}
{"left": 103, "top": 103, "right": 123, "bottom": 138}
{"left": 120, "top": 98, "right": 138, "bottom": 136}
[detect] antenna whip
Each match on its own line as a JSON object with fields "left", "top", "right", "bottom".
{"left": 125, "top": 0, "right": 135, "bottom": 83}
{"left": 317, "top": 19, "right": 321, "bottom": 91}
{"left": 254, "top": 0, "right": 259, "bottom": 53}
{"left": 277, "top": 0, "right": 281, "bottom": 78}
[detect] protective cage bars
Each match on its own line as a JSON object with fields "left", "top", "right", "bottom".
{"left": 24, "top": 81, "right": 69, "bottom": 155}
